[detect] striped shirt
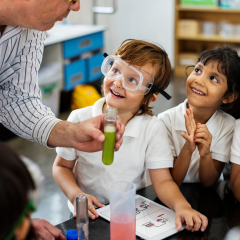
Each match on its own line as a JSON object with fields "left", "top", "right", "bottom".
{"left": 0, "top": 26, "right": 61, "bottom": 147}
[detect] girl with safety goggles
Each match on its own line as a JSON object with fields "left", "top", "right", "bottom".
{"left": 53, "top": 39, "right": 208, "bottom": 232}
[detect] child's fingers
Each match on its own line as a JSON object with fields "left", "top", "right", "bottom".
{"left": 73, "top": 211, "right": 76, "bottom": 218}
{"left": 184, "top": 215, "right": 194, "bottom": 231}
{"left": 191, "top": 215, "right": 202, "bottom": 232}
{"left": 175, "top": 215, "right": 183, "bottom": 231}
{"left": 199, "top": 214, "right": 208, "bottom": 232}
{"left": 92, "top": 197, "right": 105, "bottom": 208}
{"left": 88, "top": 204, "right": 99, "bottom": 219}
{"left": 194, "top": 138, "right": 210, "bottom": 149}
{"left": 194, "top": 132, "right": 211, "bottom": 142}
{"left": 88, "top": 209, "right": 96, "bottom": 220}
{"left": 181, "top": 132, "right": 190, "bottom": 141}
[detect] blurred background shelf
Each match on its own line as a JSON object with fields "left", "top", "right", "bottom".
{"left": 177, "top": 5, "right": 240, "bottom": 12}
{"left": 177, "top": 34, "right": 240, "bottom": 42}
{"left": 175, "top": 0, "right": 240, "bottom": 76}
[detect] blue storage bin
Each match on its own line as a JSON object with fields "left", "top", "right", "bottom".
{"left": 64, "top": 59, "right": 87, "bottom": 91}
{"left": 88, "top": 52, "right": 104, "bottom": 82}
{"left": 63, "top": 32, "right": 104, "bottom": 59}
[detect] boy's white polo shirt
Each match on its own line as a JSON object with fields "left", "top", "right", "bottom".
{"left": 158, "top": 99, "right": 235, "bottom": 183}
{"left": 230, "top": 119, "right": 240, "bottom": 165}
{"left": 56, "top": 98, "right": 173, "bottom": 212}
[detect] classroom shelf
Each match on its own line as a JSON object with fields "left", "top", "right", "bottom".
{"left": 174, "top": 0, "right": 240, "bottom": 76}
{"left": 177, "top": 34, "right": 240, "bottom": 43}
{"left": 176, "top": 5, "right": 240, "bottom": 13}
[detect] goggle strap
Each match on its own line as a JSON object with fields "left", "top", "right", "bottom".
{"left": 103, "top": 53, "right": 108, "bottom": 58}
{"left": 150, "top": 85, "right": 172, "bottom": 100}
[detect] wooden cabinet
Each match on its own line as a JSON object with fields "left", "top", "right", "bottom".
{"left": 174, "top": 0, "right": 240, "bottom": 76}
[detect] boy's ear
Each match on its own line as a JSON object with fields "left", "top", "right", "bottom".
{"left": 150, "top": 94, "right": 158, "bottom": 103}
{"left": 222, "top": 93, "right": 238, "bottom": 104}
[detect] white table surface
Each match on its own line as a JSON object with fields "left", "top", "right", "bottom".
{"left": 44, "top": 24, "right": 106, "bottom": 46}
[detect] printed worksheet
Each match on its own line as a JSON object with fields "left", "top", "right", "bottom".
{"left": 100, "top": 196, "right": 176, "bottom": 239}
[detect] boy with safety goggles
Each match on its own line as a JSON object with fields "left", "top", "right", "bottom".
{"left": 53, "top": 39, "right": 208, "bottom": 232}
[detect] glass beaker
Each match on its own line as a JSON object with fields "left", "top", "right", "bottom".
{"left": 110, "top": 181, "right": 136, "bottom": 240}
{"left": 102, "top": 107, "right": 118, "bottom": 165}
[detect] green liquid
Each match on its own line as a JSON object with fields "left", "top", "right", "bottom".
{"left": 102, "top": 126, "right": 116, "bottom": 165}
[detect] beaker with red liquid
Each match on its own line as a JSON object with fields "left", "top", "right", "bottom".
{"left": 110, "top": 181, "right": 136, "bottom": 240}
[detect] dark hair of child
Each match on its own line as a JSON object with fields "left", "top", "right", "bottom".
{"left": 197, "top": 46, "right": 240, "bottom": 119}
{"left": 0, "top": 142, "right": 36, "bottom": 240}
{"left": 102, "top": 39, "right": 172, "bottom": 116}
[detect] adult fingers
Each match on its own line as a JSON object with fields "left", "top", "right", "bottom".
{"left": 90, "top": 127, "right": 105, "bottom": 143}
{"left": 115, "top": 123, "right": 125, "bottom": 151}
{"left": 32, "top": 219, "right": 65, "bottom": 240}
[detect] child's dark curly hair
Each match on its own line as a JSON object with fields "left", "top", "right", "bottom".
{"left": 198, "top": 46, "right": 240, "bottom": 119}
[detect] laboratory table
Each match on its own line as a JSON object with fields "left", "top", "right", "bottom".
{"left": 56, "top": 181, "right": 240, "bottom": 240}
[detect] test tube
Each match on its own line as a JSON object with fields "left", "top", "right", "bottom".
{"left": 102, "top": 107, "right": 118, "bottom": 165}
{"left": 76, "top": 194, "right": 89, "bottom": 240}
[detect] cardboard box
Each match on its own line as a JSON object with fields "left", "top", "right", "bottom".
{"left": 177, "top": 20, "right": 200, "bottom": 36}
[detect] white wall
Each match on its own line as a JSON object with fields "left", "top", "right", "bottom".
{"left": 67, "top": 0, "right": 175, "bottom": 66}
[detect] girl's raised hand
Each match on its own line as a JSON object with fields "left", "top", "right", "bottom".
{"left": 194, "top": 123, "right": 212, "bottom": 157}
{"left": 73, "top": 193, "right": 105, "bottom": 220}
{"left": 181, "top": 108, "right": 196, "bottom": 153}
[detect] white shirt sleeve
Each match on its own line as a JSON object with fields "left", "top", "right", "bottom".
{"left": 158, "top": 112, "right": 177, "bottom": 157}
{"left": 145, "top": 120, "right": 173, "bottom": 169}
{"left": 211, "top": 116, "right": 235, "bottom": 163}
{"left": 231, "top": 120, "right": 240, "bottom": 164}
{"left": 0, "top": 28, "right": 61, "bottom": 147}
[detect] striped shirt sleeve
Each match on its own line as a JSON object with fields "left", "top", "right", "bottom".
{"left": 0, "top": 26, "right": 61, "bottom": 147}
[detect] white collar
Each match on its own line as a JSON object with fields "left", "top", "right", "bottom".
{"left": 174, "top": 99, "right": 220, "bottom": 137}
{"left": 92, "top": 98, "right": 143, "bottom": 138}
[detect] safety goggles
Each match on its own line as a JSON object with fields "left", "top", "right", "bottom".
{"left": 101, "top": 54, "right": 171, "bottom": 99}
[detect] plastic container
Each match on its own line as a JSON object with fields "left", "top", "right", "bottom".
{"left": 110, "top": 181, "right": 136, "bottom": 240}
{"left": 202, "top": 21, "right": 217, "bottom": 36}
{"left": 76, "top": 194, "right": 89, "bottom": 240}
{"left": 102, "top": 107, "right": 118, "bottom": 165}
{"left": 38, "top": 62, "right": 62, "bottom": 116}
{"left": 219, "top": 21, "right": 235, "bottom": 38}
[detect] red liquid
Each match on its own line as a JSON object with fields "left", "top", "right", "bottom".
{"left": 110, "top": 216, "right": 136, "bottom": 240}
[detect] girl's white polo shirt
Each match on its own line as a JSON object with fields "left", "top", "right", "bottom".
{"left": 158, "top": 99, "right": 235, "bottom": 183}
{"left": 230, "top": 119, "right": 240, "bottom": 165}
{"left": 56, "top": 98, "right": 173, "bottom": 211}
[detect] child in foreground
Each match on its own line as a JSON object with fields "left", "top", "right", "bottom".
{"left": 158, "top": 46, "right": 240, "bottom": 187}
{"left": 53, "top": 39, "right": 208, "bottom": 232}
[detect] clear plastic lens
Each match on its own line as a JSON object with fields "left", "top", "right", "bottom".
{"left": 102, "top": 55, "right": 154, "bottom": 95}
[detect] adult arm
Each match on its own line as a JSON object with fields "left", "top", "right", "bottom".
{"left": 0, "top": 28, "right": 124, "bottom": 150}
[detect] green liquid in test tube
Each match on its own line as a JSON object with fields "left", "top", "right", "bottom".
{"left": 102, "top": 107, "right": 118, "bottom": 165}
